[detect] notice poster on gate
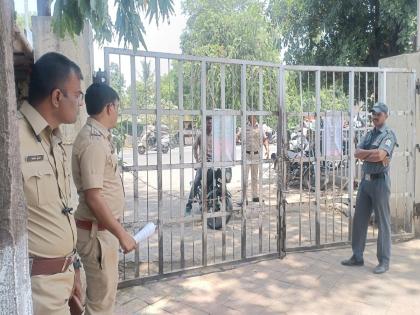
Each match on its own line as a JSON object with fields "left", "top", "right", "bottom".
{"left": 323, "top": 111, "right": 342, "bottom": 157}
{"left": 212, "top": 115, "right": 235, "bottom": 162}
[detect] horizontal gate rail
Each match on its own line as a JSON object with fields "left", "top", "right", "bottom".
{"left": 103, "top": 47, "right": 416, "bottom": 285}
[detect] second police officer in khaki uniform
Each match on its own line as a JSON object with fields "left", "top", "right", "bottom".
{"left": 241, "top": 115, "right": 268, "bottom": 205}
{"left": 19, "top": 52, "right": 84, "bottom": 315}
{"left": 72, "top": 83, "right": 136, "bottom": 314}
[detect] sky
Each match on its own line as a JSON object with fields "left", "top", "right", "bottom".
{"left": 14, "top": 0, "right": 187, "bottom": 71}
{"left": 93, "top": 1, "right": 187, "bottom": 71}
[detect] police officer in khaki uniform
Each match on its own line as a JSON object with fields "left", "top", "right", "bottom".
{"left": 242, "top": 115, "right": 268, "bottom": 204}
{"left": 72, "top": 83, "right": 136, "bottom": 315}
{"left": 19, "top": 52, "right": 84, "bottom": 315}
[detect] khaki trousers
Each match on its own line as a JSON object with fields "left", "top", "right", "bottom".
{"left": 77, "top": 227, "right": 119, "bottom": 315}
{"left": 31, "top": 266, "right": 74, "bottom": 315}
{"left": 245, "top": 151, "right": 260, "bottom": 199}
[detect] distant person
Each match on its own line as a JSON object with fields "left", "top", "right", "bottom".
{"left": 341, "top": 103, "right": 397, "bottom": 274}
{"left": 239, "top": 115, "right": 268, "bottom": 205}
{"left": 263, "top": 123, "right": 272, "bottom": 141}
{"left": 185, "top": 116, "right": 213, "bottom": 215}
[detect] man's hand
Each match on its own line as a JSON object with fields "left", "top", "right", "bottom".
{"left": 119, "top": 232, "right": 136, "bottom": 254}
{"left": 73, "top": 268, "right": 83, "bottom": 303}
{"left": 382, "top": 156, "right": 390, "bottom": 167}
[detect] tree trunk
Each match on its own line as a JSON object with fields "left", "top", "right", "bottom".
{"left": 0, "top": 0, "right": 33, "bottom": 314}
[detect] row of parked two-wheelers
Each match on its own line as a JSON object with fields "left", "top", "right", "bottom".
{"left": 273, "top": 117, "right": 366, "bottom": 191}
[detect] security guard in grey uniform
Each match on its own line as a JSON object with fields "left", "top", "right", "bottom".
{"left": 342, "top": 102, "right": 397, "bottom": 274}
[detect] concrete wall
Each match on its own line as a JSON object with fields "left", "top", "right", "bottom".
{"left": 32, "top": 16, "right": 93, "bottom": 208}
{"left": 32, "top": 16, "right": 92, "bottom": 145}
{"left": 379, "top": 53, "right": 420, "bottom": 237}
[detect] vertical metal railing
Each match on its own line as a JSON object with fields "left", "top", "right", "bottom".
{"left": 103, "top": 48, "right": 415, "bottom": 286}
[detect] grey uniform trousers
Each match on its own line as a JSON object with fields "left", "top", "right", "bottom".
{"left": 352, "top": 174, "right": 391, "bottom": 265}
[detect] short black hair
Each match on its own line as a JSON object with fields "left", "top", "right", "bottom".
{"left": 85, "top": 83, "right": 119, "bottom": 115}
{"left": 28, "top": 52, "right": 83, "bottom": 107}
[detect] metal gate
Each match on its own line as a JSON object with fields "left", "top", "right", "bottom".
{"left": 103, "top": 48, "right": 416, "bottom": 286}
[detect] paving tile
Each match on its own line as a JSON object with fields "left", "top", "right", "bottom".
{"left": 116, "top": 240, "right": 420, "bottom": 315}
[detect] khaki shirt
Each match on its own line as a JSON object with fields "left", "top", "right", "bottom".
{"left": 18, "top": 101, "right": 76, "bottom": 258}
{"left": 245, "top": 123, "right": 265, "bottom": 152}
{"left": 72, "top": 118, "right": 124, "bottom": 221}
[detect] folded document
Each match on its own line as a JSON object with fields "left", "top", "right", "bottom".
{"left": 133, "top": 222, "right": 156, "bottom": 244}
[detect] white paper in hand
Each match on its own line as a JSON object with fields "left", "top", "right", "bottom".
{"left": 133, "top": 222, "right": 156, "bottom": 244}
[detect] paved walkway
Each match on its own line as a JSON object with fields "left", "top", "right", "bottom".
{"left": 115, "top": 239, "right": 420, "bottom": 315}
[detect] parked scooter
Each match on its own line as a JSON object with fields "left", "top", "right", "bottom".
{"left": 138, "top": 125, "right": 171, "bottom": 154}
{"left": 190, "top": 168, "right": 233, "bottom": 230}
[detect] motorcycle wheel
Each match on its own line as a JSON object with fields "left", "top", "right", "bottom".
{"left": 207, "top": 193, "right": 233, "bottom": 230}
{"left": 138, "top": 146, "right": 146, "bottom": 155}
{"left": 303, "top": 167, "right": 328, "bottom": 191}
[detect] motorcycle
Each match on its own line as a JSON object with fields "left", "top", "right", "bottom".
{"left": 138, "top": 125, "right": 171, "bottom": 155}
{"left": 190, "top": 167, "right": 233, "bottom": 230}
{"left": 286, "top": 148, "right": 329, "bottom": 191}
{"left": 272, "top": 129, "right": 329, "bottom": 191}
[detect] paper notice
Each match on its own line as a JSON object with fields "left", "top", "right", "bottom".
{"left": 133, "top": 222, "right": 156, "bottom": 244}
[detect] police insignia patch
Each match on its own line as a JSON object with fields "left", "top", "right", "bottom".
{"left": 385, "top": 139, "right": 392, "bottom": 147}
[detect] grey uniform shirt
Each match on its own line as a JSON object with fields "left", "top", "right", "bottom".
{"left": 357, "top": 125, "right": 397, "bottom": 174}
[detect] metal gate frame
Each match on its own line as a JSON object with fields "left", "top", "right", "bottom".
{"left": 103, "top": 48, "right": 416, "bottom": 287}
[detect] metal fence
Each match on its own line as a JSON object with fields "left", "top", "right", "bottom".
{"left": 103, "top": 48, "right": 416, "bottom": 286}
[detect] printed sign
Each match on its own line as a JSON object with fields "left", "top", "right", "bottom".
{"left": 213, "top": 115, "right": 236, "bottom": 162}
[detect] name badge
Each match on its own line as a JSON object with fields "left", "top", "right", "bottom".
{"left": 26, "top": 155, "right": 44, "bottom": 162}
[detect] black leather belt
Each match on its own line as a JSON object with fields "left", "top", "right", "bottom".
{"left": 246, "top": 151, "right": 259, "bottom": 154}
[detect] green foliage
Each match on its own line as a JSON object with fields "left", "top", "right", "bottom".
{"left": 109, "top": 62, "right": 128, "bottom": 106}
{"left": 267, "top": 0, "right": 417, "bottom": 66}
{"left": 51, "top": 0, "right": 175, "bottom": 50}
{"left": 181, "top": 0, "right": 279, "bottom": 62}
{"left": 15, "top": 12, "right": 35, "bottom": 30}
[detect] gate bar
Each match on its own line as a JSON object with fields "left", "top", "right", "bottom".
{"left": 348, "top": 71, "right": 355, "bottom": 241}
{"left": 178, "top": 61, "right": 186, "bottom": 269}
{"left": 155, "top": 58, "right": 164, "bottom": 274}
{"left": 200, "top": 61, "right": 208, "bottom": 266}
{"left": 315, "top": 71, "right": 321, "bottom": 246}
{"left": 241, "top": 64, "right": 247, "bottom": 259}
{"left": 104, "top": 47, "right": 414, "bottom": 73}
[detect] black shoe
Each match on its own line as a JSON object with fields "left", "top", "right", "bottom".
{"left": 252, "top": 197, "right": 259, "bottom": 202}
{"left": 341, "top": 256, "right": 364, "bottom": 266}
{"left": 373, "top": 263, "right": 389, "bottom": 274}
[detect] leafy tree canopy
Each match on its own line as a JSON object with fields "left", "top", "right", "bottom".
{"left": 267, "top": 0, "right": 417, "bottom": 66}
{"left": 181, "top": 0, "right": 279, "bottom": 62}
{"left": 50, "top": 0, "right": 175, "bottom": 50}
